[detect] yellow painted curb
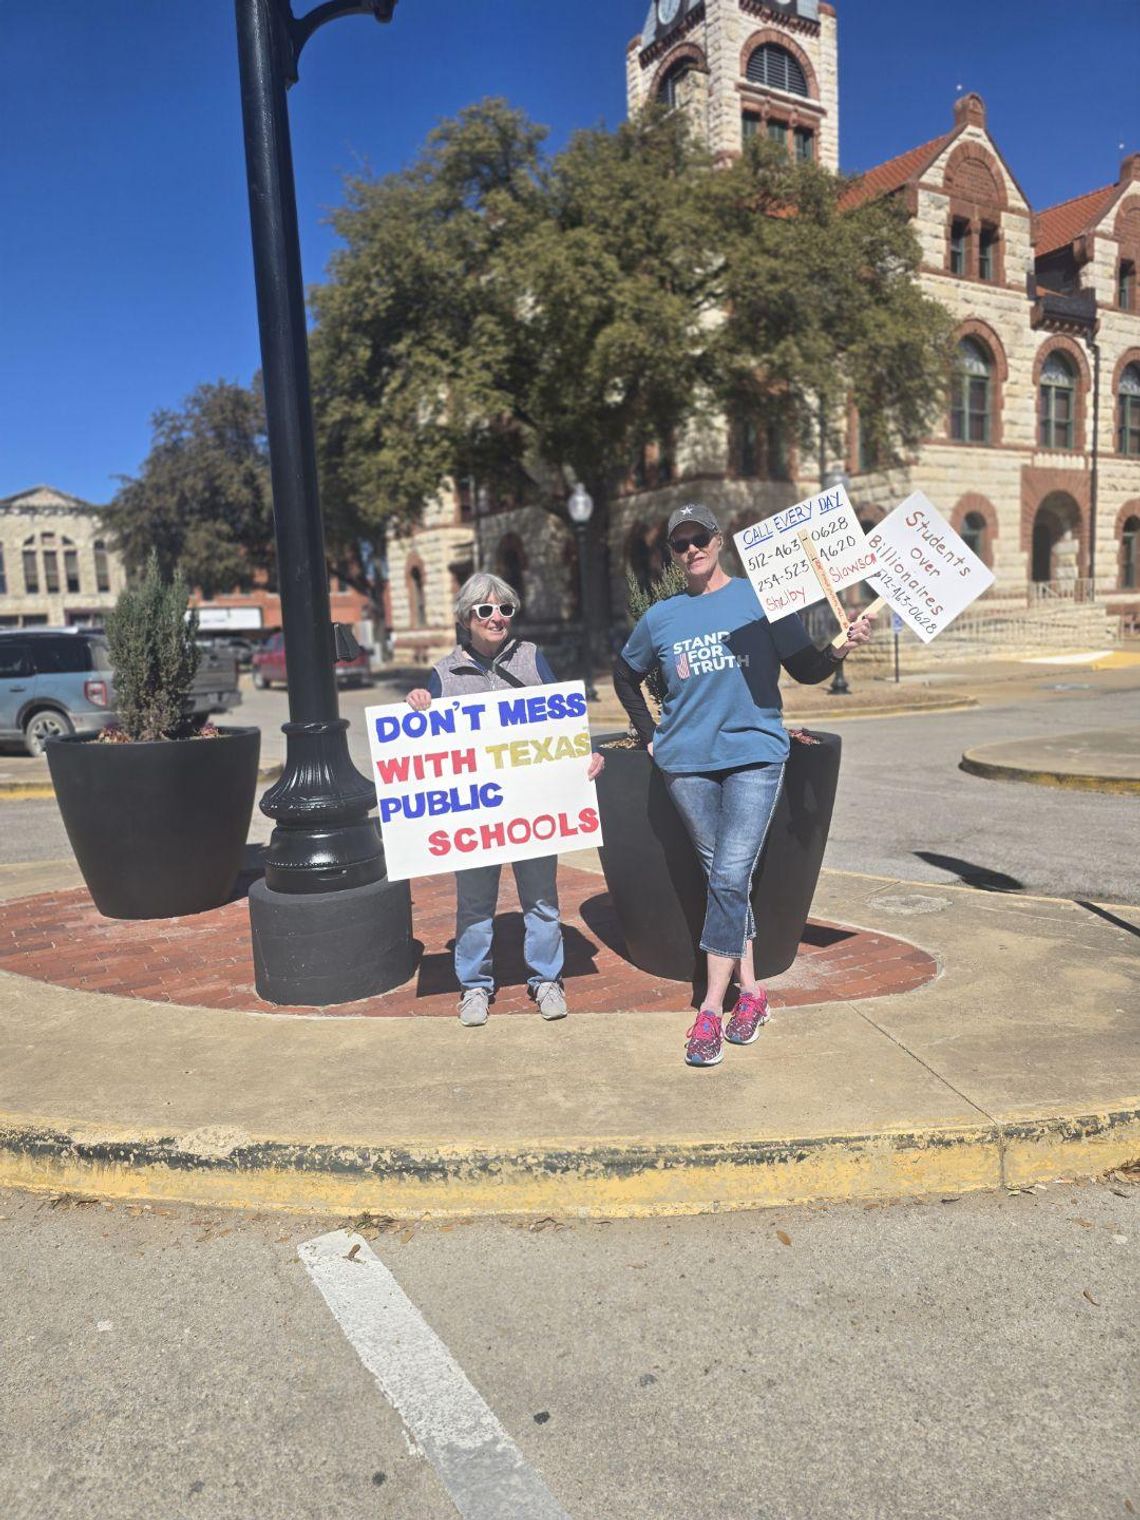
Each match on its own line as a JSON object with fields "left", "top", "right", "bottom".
{"left": 2, "top": 1106, "right": 1136, "bottom": 1220}
{"left": 959, "top": 755, "right": 1140, "bottom": 795}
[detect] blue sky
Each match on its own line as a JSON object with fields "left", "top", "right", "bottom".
{"left": 2, "top": 0, "right": 1136, "bottom": 505}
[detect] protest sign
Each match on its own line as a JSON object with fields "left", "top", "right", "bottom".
{"left": 365, "top": 681, "right": 600, "bottom": 882}
{"left": 865, "top": 491, "right": 994, "bottom": 643}
{"left": 733, "top": 485, "right": 877, "bottom": 623}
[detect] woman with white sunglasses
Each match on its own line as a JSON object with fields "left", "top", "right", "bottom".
{"left": 407, "top": 571, "right": 605, "bottom": 1026}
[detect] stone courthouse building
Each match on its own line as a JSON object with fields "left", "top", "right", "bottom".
{"left": 0, "top": 486, "right": 126, "bottom": 627}
{"left": 382, "top": 0, "right": 1140, "bottom": 659}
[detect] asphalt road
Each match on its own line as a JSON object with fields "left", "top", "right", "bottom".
{"left": 2, "top": 674, "right": 1136, "bottom": 902}
{"left": 2, "top": 1177, "right": 1135, "bottom": 1520}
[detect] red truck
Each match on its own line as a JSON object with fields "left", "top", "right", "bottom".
{"left": 251, "top": 631, "right": 372, "bottom": 691}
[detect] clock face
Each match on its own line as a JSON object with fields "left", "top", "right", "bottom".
{"left": 657, "top": 0, "right": 682, "bottom": 29}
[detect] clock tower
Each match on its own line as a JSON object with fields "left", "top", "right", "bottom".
{"left": 627, "top": 0, "right": 839, "bottom": 173}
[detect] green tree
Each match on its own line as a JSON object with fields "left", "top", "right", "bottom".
{"left": 309, "top": 101, "right": 954, "bottom": 620}
{"left": 705, "top": 139, "right": 954, "bottom": 469}
{"left": 104, "top": 380, "right": 273, "bottom": 597}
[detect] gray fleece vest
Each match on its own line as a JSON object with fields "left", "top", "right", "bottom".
{"left": 431, "top": 638, "right": 546, "bottom": 697}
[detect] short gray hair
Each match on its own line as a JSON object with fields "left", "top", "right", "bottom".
{"left": 454, "top": 571, "right": 520, "bottom": 631}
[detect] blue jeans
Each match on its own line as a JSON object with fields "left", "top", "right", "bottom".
{"left": 664, "top": 762, "right": 785, "bottom": 959}
{"left": 454, "top": 856, "right": 564, "bottom": 993}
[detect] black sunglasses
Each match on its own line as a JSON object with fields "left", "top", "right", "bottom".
{"left": 472, "top": 602, "right": 516, "bottom": 620}
{"left": 669, "top": 529, "right": 715, "bottom": 553}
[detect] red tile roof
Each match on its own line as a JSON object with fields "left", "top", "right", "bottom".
{"left": 1035, "top": 183, "right": 1118, "bottom": 255}
{"left": 840, "top": 132, "right": 954, "bottom": 210}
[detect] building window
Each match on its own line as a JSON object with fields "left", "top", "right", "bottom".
{"left": 42, "top": 551, "right": 60, "bottom": 594}
{"left": 408, "top": 566, "right": 426, "bottom": 629}
{"left": 1039, "top": 351, "right": 1076, "bottom": 450}
{"left": 742, "top": 112, "right": 758, "bottom": 143}
{"left": 1119, "top": 364, "right": 1140, "bottom": 455}
{"left": 93, "top": 540, "right": 111, "bottom": 594}
{"left": 1122, "top": 516, "right": 1140, "bottom": 589}
{"left": 657, "top": 61, "right": 694, "bottom": 109}
{"left": 857, "top": 417, "right": 878, "bottom": 474}
{"left": 746, "top": 44, "right": 808, "bottom": 97}
{"left": 64, "top": 545, "right": 80, "bottom": 593}
{"left": 767, "top": 119, "right": 787, "bottom": 148}
{"left": 978, "top": 226, "right": 998, "bottom": 282}
{"left": 949, "top": 219, "right": 969, "bottom": 276}
{"left": 794, "top": 126, "right": 814, "bottom": 162}
{"left": 1119, "top": 261, "right": 1135, "bottom": 312}
{"left": 959, "top": 511, "right": 988, "bottom": 563}
{"left": 0, "top": 546, "right": 5, "bottom": 596}
{"left": 951, "top": 338, "right": 993, "bottom": 444}
{"left": 737, "top": 417, "right": 760, "bottom": 478}
{"left": 22, "top": 546, "right": 39, "bottom": 594}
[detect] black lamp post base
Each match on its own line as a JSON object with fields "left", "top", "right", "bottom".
{"left": 249, "top": 875, "right": 415, "bottom": 1006}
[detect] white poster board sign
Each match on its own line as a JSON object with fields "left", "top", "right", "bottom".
{"left": 865, "top": 492, "right": 994, "bottom": 643}
{"left": 733, "top": 485, "right": 877, "bottom": 622}
{"left": 365, "top": 681, "right": 601, "bottom": 882}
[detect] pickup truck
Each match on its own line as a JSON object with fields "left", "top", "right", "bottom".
{"left": 251, "top": 630, "right": 372, "bottom": 690}
{"left": 0, "top": 629, "right": 242, "bottom": 757}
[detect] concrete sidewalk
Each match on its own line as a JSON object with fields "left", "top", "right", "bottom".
{"left": 1, "top": 856, "right": 1137, "bottom": 1218}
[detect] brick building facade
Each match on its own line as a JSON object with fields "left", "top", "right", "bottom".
{"left": 379, "top": 0, "right": 1140, "bottom": 658}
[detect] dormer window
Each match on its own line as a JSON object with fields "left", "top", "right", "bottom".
{"left": 979, "top": 226, "right": 998, "bottom": 282}
{"left": 1119, "top": 260, "right": 1136, "bottom": 312}
{"left": 746, "top": 44, "right": 808, "bottom": 97}
{"left": 949, "top": 219, "right": 969, "bottom": 276}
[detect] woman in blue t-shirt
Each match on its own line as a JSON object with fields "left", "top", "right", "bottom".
{"left": 614, "top": 504, "right": 873, "bottom": 1068}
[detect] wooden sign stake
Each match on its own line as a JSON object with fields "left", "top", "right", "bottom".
{"left": 794, "top": 527, "right": 884, "bottom": 648}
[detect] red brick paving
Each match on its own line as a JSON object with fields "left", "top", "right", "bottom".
{"left": 0, "top": 868, "right": 936, "bottom": 1018}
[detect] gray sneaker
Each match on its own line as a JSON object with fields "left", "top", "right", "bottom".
{"left": 458, "top": 988, "right": 490, "bottom": 1026}
{"left": 533, "top": 981, "right": 568, "bottom": 1020}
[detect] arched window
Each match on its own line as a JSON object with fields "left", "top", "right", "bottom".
{"left": 408, "top": 566, "right": 426, "bottom": 629}
{"left": 1118, "top": 364, "right": 1140, "bottom": 456}
{"left": 1039, "top": 351, "right": 1075, "bottom": 449}
{"left": 745, "top": 45, "right": 807, "bottom": 97}
{"left": 657, "top": 60, "right": 694, "bottom": 108}
{"left": 22, "top": 536, "right": 39, "bottom": 595}
{"left": 1122, "top": 516, "right": 1140, "bottom": 590}
{"left": 951, "top": 338, "right": 992, "bottom": 444}
{"left": 93, "top": 539, "right": 111, "bottom": 593}
{"left": 959, "top": 511, "right": 988, "bottom": 562}
{"left": 495, "top": 536, "right": 524, "bottom": 597}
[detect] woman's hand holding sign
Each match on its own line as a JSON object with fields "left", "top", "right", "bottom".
{"left": 833, "top": 612, "right": 875, "bottom": 657}
{"left": 407, "top": 688, "right": 432, "bottom": 711}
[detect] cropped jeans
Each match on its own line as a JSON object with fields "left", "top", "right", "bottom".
{"left": 454, "top": 856, "right": 563, "bottom": 993}
{"left": 663, "top": 761, "right": 785, "bottom": 960}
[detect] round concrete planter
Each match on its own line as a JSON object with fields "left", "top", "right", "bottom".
{"left": 595, "top": 731, "right": 842, "bottom": 982}
{"left": 46, "top": 727, "right": 261, "bottom": 919}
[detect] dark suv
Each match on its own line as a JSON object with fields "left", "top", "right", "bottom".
{"left": 0, "top": 629, "right": 242, "bottom": 757}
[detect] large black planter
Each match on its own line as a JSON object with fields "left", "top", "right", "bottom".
{"left": 595, "top": 731, "right": 841, "bottom": 982}
{"left": 46, "top": 727, "right": 261, "bottom": 920}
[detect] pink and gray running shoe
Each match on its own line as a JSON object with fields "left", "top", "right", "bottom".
{"left": 724, "top": 988, "right": 770, "bottom": 1045}
{"left": 685, "top": 1009, "right": 723, "bottom": 1067}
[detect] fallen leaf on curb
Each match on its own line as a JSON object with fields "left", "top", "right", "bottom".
{"left": 1082, "top": 1289, "right": 1101, "bottom": 1306}
{"left": 1110, "top": 1188, "right": 1131, "bottom": 1199}
{"left": 346, "top": 1243, "right": 361, "bottom": 1263}
{"left": 1075, "top": 1219, "right": 1094, "bottom": 1229}
{"left": 940, "top": 1197, "right": 961, "bottom": 1204}
{"left": 528, "top": 1217, "right": 565, "bottom": 1233}
{"left": 776, "top": 1230, "right": 792, "bottom": 1247}
{"left": 398, "top": 1228, "right": 414, "bottom": 1244}
{"left": 1124, "top": 1498, "right": 1134, "bottom": 1514}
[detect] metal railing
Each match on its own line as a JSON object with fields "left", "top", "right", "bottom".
{"left": 1028, "top": 578, "right": 1096, "bottom": 605}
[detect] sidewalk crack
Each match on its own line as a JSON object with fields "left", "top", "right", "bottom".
{"left": 845, "top": 1000, "right": 1006, "bottom": 1183}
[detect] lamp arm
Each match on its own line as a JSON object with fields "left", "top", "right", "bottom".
{"left": 287, "top": 0, "right": 396, "bottom": 78}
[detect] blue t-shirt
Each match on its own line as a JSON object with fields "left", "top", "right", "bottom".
{"left": 621, "top": 577, "right": 813, "bottom": 774}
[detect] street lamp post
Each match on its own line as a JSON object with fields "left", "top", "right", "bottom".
{"left": 234, "top": 0, "right": 413, "bottom": 1005}
{"left": 567, "top": 484, "right": 598, "bottom": 700}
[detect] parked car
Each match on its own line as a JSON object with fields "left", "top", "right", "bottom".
{"left": 0, "top": 629, "right": 243, "bottom": 757}
{"left": 198, "top": 634, "right": 255, "bottom": 669}
{"left": 251, "top": 630, "right": 372, "bottom": 690}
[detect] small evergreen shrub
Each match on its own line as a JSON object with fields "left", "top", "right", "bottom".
{"left": 104, "top": 552, "right": 200, "bottom": 742}
{"left": 625, "top": 560, "right": 686, "bottom": 713}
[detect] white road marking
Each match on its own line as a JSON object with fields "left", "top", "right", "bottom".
{"left": 299, "top": 1229, "right": 570, "bottom": 1520}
